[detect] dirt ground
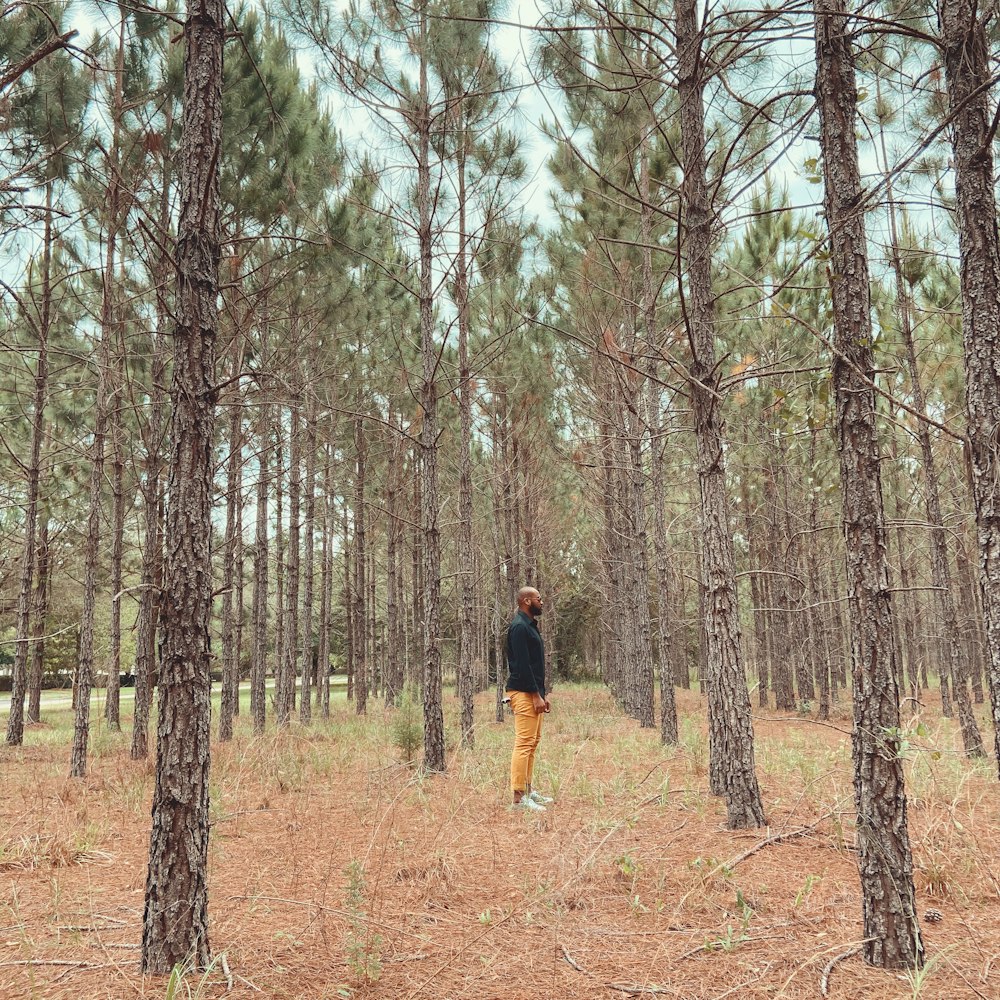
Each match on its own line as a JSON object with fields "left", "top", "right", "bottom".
{"left": 1, "top": 684, "right": 998, "bottom": 999}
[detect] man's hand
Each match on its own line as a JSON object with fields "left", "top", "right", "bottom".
{"left": 532, "top": 693, "right": 546, "bottom": 714}
{"left": 543, "top": 698, "right": 551, "bottom": 714}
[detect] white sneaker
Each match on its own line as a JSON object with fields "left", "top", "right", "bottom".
{"left": 513, "top": 796, "right": 546, "bottom": 812}
{"left": 528, "top": 790, "right": 554, "bottom": 805}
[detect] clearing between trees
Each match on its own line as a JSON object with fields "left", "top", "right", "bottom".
{"left": 1, "top": 684, "right": 997, "bottom": 1000}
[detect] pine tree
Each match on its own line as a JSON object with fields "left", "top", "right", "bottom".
{"left": 4, "top": 2, "right": 88, "bottom": 746}
{"left": 141, "top": 0, "right": 224, "bottom": 970}
{"left": 938, "top": 0, "right": 1000, "bottom": 777}
{"left": 814, "top": 0, "right": 923, "bottom": 968}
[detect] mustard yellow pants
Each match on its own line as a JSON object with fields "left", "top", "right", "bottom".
{"left": 508, "top": 690, "right": 544, "bottom": 793}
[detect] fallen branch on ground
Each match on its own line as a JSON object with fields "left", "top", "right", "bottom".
{"left": 605, "top": 982, "right": 672, "bottom": 995}
{"left": 820, "top": 946, "right": 861, "bottom": 997}
{"left": 0, "top": 959, "right": 112, "bottom": 971}
{"left": 221, "top": 953, "right": 234, "bottom": 991}
{"left": 725, "top": 802, "right": 850, "bottom": 871}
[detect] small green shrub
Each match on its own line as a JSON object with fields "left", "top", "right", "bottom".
{"left": 390, "top": 689, "right": 422, "bottom": 763}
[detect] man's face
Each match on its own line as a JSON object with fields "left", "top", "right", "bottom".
{"left": 528, "top": 591, "right": 543, "bottom": 617}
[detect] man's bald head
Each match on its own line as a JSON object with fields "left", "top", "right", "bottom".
{"left": 517, "top": 586, "right": 543, "bottom": 618}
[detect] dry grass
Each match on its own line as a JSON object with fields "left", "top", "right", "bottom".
{"left": 1, "top": 683, "right": 998, "bottom": 999}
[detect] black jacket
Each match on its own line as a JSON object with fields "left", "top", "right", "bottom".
{"left": 506, "top": 610, "right": 545, "bottom": 696}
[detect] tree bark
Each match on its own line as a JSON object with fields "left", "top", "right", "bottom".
{"left": 418, "top": 6, "right": 445, "bottom": 772}
{"left": 27, "top": 514, "right": 49, "bottom": 725}
{"left": 141, "top": 0, "right": 223, "bottom": 967}
{"left": 107, "top": 353, "right": 126, "bottom": 732}
{"left": 353, "top": 412, "right": 368, "bottom": 714}
{"left": 250, "top": 401, "right": 269, "bottom": 735}
{"left": 274, "top": 418, "right": 286, "bottom": 716}
{"left": 649, "top": 381, "right": 678, "bottom": 744}
{"left": 131, "top": 103, "right": 172, "bottom": 762}
{"left": 764, "top": 450, "right": 795, "bottom": 711}
{"left": 456, "top": 131, "right": 476, "bottom": 748}
{"left": 71, "top": 326, "right": 110, "bottom": 778}
{"left": 622, "top": 372, "right": 656, "bottom": 727}
{"left": 939, "top": 0, "right": 1000, "bottom": 774}
{"left": 299, "top": 397, "right": 317, "bottom": 724}
{"left": 675, "top": 0, "right": 764, "bottom": 829}
{"left": 282, "top": 405, "right": 302, "bottom": 720}
{"left": 895, "top": 276, "right": 980, "bottom": 743}
{"left": 346, "top": 504, "right": 357, "bottom": 702}
{"left": 814, "top": 0, "right": 923, "bottom": 967}
{"left": 781, "top": 456, "right": 813, "bottom": 703}
{"left": 410, "top": 452, "right": 424, "bottom": 692}
{"left": 318, "top": 442, "right": 333, "bottom": 718}
{"left": 385, "top": 410, "right": 405, "bottom": 707}
{"left": 956, "top": 539, "right": 985, "bottom": 703}
{"left": 6, "top": 185, "right": 52, "bottom": 747}
{"left": 220, "top": 398, "right": 243, "bottom": 741}
{"left": 101, "top": 15, "right": 129, "bottom": 736}
{"left": 807, "top": 432, "right": 832, "bottom": 721}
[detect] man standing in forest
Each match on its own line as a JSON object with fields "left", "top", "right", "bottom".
{"left": 506, "top": 586, "right": 553, "bottom": 811}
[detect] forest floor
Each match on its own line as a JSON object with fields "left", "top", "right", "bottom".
{"left": 1, "top": 681, "right": 998, "bottom": 1000}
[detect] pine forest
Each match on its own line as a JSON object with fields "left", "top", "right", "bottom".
{"left": 2, "top": 0, "right": 1000, "bottom": 996}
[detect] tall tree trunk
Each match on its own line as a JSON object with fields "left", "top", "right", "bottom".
{"left": 131, "top": 105, "right": 172, "bottom": 762}
{"left": 807, "top": 430, "right": 832, "bottom": 721}
{"left": 27, "top": 514, "right": 50, "bottom": 724}
{"left": 823, "top": 551, "right": 848, "bottom": 691}
{"left": 142, "top": 0, "right": 222, "bottom": 967}
{"left": 741, "top": 466, "right": 770, "bottom": 709}
{"left": 6, "top": 185, "right": 53, "bottom": 747}
{"left": 250, "top": 402, "right": 270, "bottom": 735}
{"left": 491, "top": 411, "right": 509, "bottom": 723}
{"left": 410, "top": 454, "right": 424, "bottom": 692}
{"left": 624, "top": 396, "right": 656, "bottom": 727}
{"left": 599, "top": 412, "right": 624, "bottom": 705}
{"left": 99, "top": 15, "right": 129, "bottom": 736}
{"left": 220, "top": 398, "right": 243, "bottom": 741}
{"left": 939, "top": 0, "right": 1000, "bottom": 774}
{"left": 106, "top": 356, "right": 126, "bottom": 731}
{"left": 814, "top": 0, "right": 922, "bottom": 967}
{"left": 894, "top": 250, "right": 980, "bottom": 742}
{"left": 887, "top": 455, "right": 918, "bottom": 705}
{"left": 283, "top": 404, "right": 302, "bottom": 718}
{"left": 234, "top": 486, "right": 244, "bottom": 717}
{"left": 353, "top": 413, "right": 368, "bottom": 714}
{"left": 494, "top": 402, "right": 515, "bottom": 720}
{"left": 781, "top": 455, "right": 813, "bottom": 702}
{"left": 456, "top": 135, "right": 476, "bottom": 748}
{"left": 274, "top": 418, "right": 286, "bottom": 714}
{"left": 956, "top": 539, "right": 985, "bottom": 703}
{"left": 71, "top": 354, "right": 108, "bottom": 778}
{"left": 142, "top": 0, "right": 226, "bottom": 973}
{"left": 368, "top": 548, "right": 378, "bottom": 696}
{"left": 675, "top": 0, "right": 764, "bottom": 828}
{"left": 318, "top": 442, "right": 333, "bottom": 718}
{"left": 131, "top": 405, "right": 165, "bottom": 762}
{"left": 638, "top": 66, "right": 677, "bottom": 745}
{"left": 385, "top": 411, "right": 404, "bottom": 707}
{"left": 300, "top": 397, "right": 317, "bottom": 724}
{"left": 749, "top": 557, "right": 770, "bottom": 708}
{"left": 816, "top": 554, "right": 839, "bottom": 705}
{"left": 650, "top": 382, "right": 678, "bottom": 744}
{"left": 766, "top": 467, "right": 795, "bottom": 710}
{"left": 492, "top": 515, "right": 506, "bottom": 722}
{"left": 418, "top": 8, "right": 445, "bottom": 771}
{"left": 70, "top": 146, "right": 124, "bottom": 778}
{"left": 341, "top": 497, "right": 357, "bottom": 702}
